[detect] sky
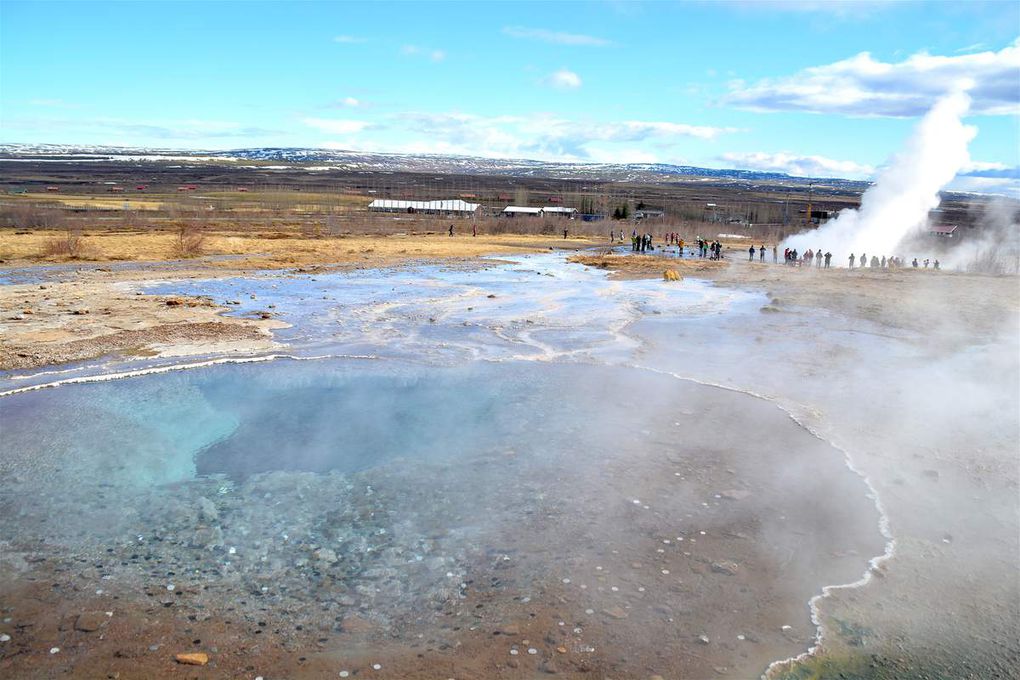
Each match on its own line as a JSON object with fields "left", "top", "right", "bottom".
{"left": 1, "top": 0, "right": 1018, "bottom": 192}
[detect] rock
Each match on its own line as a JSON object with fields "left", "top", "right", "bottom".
{"left": 711, "top": 561, "right": 739, "bottom": 576}
{"left": 174, "top": 652, "right": 209, "bottom": 666}
{"left": 197, "top": 497, "right": 218, "bottom": 522}
{"left": 314, "top": 548, "right": 338, "bottom": 564}
{"left": 603, "top": 606, "right": 628, "bottom": 620}
{"left": 663, "top": 269, "right": 682, "bottom": 282}
{"left": 192, "top": 525, "right": 223, "bottom": 549}
{"left": 165, "top": 298, "right": 183, "bottom": 306}
{"left": 71, "top": 308, "right": 90, "bottom": 315}
{"left": 720, "top": 489, "right": 750, "bottom": 501}
{"left": 74, "top": 612, "right": 108, "bottom": 632}
{"left": 698, "top": 635, "right": 710, "bottom": 644}
{"left": 340, "top": 614, "right": 376, "bottom": 633}
{"left": 500, "top": 624, "right": 521, "bottom": 635}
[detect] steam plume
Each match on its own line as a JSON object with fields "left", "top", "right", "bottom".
{"left": 785, "top": 89, "right": 976, "bottom": 262}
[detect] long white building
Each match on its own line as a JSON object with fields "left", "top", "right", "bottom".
{"left": 368, "top": 199, "right": 480, "bottom": 215}
{"left": 502, "top": 206, "right": 577, "bottom": 217}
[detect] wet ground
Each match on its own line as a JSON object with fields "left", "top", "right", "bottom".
{"left": 1, "top": 251, "right": 1017, "bottom": 679}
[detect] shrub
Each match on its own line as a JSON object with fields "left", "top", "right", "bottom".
{"left": 175, "top": 223, "right": 205, "bottom": 257}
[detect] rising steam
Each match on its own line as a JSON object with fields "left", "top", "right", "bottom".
{"left": 786, "top": 89, "right": 977, "bottom": 263}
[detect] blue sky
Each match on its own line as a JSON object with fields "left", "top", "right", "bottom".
{"left": 1, "top": 0, "right": 1018, "bottom": 189}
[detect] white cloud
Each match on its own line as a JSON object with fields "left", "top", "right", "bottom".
{"left": 333, "top": 35, "right": 366, "bottom": 44}
{"left": 4, "top": 116, "right": 279, "bottom": 140}
{"left": 723, "top": 40, "right": 1020, "bottom": 117}
{"left": 28, "top": 98, "right": 78, "bottom": 109}
{"left": 401, "top": 45, "right": 446, "bottom": 62}
{"left": 302, "top": 118, "right": 372, "bottom": 134}
{"left": 947, "top": 176, "right": 1020, "bottom": 198}
{"left": 543, "top": 69, "right": 582, "bottom": 89}
{"left": 720, "top": 151, "right": 876, "bottom": 179}
{"left": 501, "top": 26, "right": 611, "bottom": 47}
{"left": 332, "top": 97, "right": 361, "bottom": 108}
{"left": 310, "top": 111, "right": 737, "bottom": 162}
{"left": 961, "top": 161, "right": 1011, "bottom": 173}
{"left": 728, "top": 0, "right": 892, "bottom": 18}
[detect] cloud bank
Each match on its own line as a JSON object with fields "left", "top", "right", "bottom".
{"left": 724, "top": 40, "right": 1020, "bottom": 117}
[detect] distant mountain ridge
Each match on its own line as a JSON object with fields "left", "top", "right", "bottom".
{"left": 0, "top": 143, "right": 868, "bottom": 189}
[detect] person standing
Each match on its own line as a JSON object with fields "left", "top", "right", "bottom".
{"left": 824, "top": 251, "right": 832, "bottom": 268}
{"left": 759, "top": 244, "right": 766, "bottom": 262}
{"left": 859, "top": 253, "right": 866, "bottom": 268}
{"left": 816, "top": 250, "right": 823, "bottom": 267}
{"left": 563, "top": 228, "right": 568, "bottom": 240}
{"left": 448, "top": 224, "right": 454, "bottom": 237}
{"left": 849, "top": 253, "right": 855, "bottom": 269}
{"left": 748, "top": 245, "right": 756, "bottom": 261}
{"left": 472, "top": 224, "right": 477, "bottom": 237}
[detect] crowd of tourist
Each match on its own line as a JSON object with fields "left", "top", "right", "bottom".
{"left": 611, "top": 230, "right": 943, "bottom": 271}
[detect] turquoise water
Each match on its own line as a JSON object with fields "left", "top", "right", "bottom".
{"left": 0, "top": 254, "right": 891, "bottom": 677}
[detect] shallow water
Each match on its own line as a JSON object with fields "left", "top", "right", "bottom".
{"left": 0, "top": 253, "right": 890, "bottom": 678}
{"left": 0, "top": 357, "right": 884, "bottom": 678}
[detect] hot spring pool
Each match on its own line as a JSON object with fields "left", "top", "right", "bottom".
{"left": 0, "top": 357, "right": 884, "bottom": 678}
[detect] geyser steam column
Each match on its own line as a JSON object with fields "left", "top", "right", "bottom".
{"left": 785, "top": 87, "right": 976, "bottom": 263}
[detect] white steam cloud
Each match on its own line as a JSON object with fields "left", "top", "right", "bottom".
{"left": 785, "top": 89, "right": 976, "bottom": 262}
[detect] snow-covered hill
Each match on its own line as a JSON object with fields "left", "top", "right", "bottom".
{"left": 0, "top": 143, "right": 868, "bottom": 190}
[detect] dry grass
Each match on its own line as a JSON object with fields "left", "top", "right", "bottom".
{"left": 0, "top": 227, "right": 597, "bottom": 268}
{"left": 569, "top": 253, "right": 728, "bottom": 279}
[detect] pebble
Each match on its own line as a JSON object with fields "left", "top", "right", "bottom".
{"left": 339, "top": 672, "right": 350, "bottom": 678}
{"left": 50, "top": 647, "right": 60, "bottom": 654}
{"left": 0, "top": 634, "right": 9, "bottom": 643}
{"left": 527, "top": 648, "right": 538, "bottom": 655}
{"left": 372, "top": 663, "right": 382, "bottom": 670}
{"left": 175, "top": 652, "right": 209, "bottom": 666}
{"left": 698, "top": 635, "right": 710, "bottom": 645}
{"left": 509, "top": 649, "right": 519, "bottom": 656}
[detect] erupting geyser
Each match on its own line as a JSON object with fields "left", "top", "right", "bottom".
{"left": 785, "top": 88, "right": 977, "bottom": 262}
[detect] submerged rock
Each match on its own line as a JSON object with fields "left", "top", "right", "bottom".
{"left": 74, "top": 612, "right": 108, "bottom": 632}
{"left": 711, "top": 561, "right": 740, "bottom": 576}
